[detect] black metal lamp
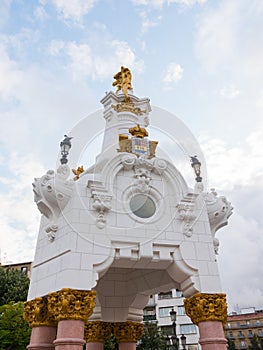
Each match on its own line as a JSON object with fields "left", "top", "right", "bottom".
{"left": 170, "top": 309, "right": 179, "bottom": 350}
{"left": 190, "top": 155, "right": 202, "bottom": 183}
{"left": 166, "top": 334, "right": 171, "bottom": 349}
{"left": 60, "top": 135, "right": 72, "bottom": 164}
{"left": 181, "top": 334, "right": 186, "bottom": 350}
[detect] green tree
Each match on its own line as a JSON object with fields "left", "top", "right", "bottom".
{"left": 104, "top": 334, "right": 118, "bottom": 350}
{"left": 0, "top": 267, "right": 29, "bottom": 306}
{"left": 227, "top": 338, "right": 236, "bottom": 349}
{"left": 249, "top": 334, "right": 262, "bottom": 350}
{"left": 136, "top": 322, "right": 166, "bottom": 350}
{"left": 0, "top": 302, "right": 31, "bottom": 350}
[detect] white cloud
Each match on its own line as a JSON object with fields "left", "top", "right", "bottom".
{"left": 0, "top": 44, "right": 23, "bottom": 100}
{"left": 131, "top": 0, "right": 207, "bottom": 8}
{"left": 200, "top": 127, "right": 263, "bottom": 191}
{"left": 163, "top": 62, "right": 184, "bottom": 84}
{"left": 0, "top": 153, "right": 45, "bottom": 263}
{"left": 52, "top": 0, "right": 97, "bottom": 23}
{"left": 220, "top": 84, "right": 240, "bottom": 99}
{"left": 49, "top": 39, "right": 144, "bottom": 81}
{"left": 168, "top": 0, "right": 207, "bottom": 5}
{"left": 139, "top": 11, "right": 162, "bottom": 33}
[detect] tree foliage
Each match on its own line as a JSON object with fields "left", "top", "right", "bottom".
{"left": 136, "top": 322, "right": 166, "bottom": 350}
{"left": 227, "top": 338, "right": 236, "bottom": 349}
{"left": 249, "top": 334, "right": 263, "bottom": 350}
{"left": 0, "top": 267, "right": 29, "bottom": 306}
{"left": 0, "top": 302, "right": 31, "bottom": 350}
{"left": 104, "top": 335, "right": 118, "bottom": 350}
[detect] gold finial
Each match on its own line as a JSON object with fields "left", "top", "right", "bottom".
{"left": 129, "top": 124, "right": 149, "bottom": 138}
{"left": 113, "top": 66, "right": 133, "bottom": 100}
{"left": 72, "top": 166, "right": 85, "bottom": 181}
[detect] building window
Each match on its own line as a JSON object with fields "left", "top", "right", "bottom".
{"left": 229, "top": 331, "right": 234, "bottom": 338}
{"left": 258, "top": 329, "right": 263, "bottom": 337}
{"left": 256, "top": 320, "right": 261, "bottom": 326}
{"left": 159, "top": 307, "right": 173, "bottom": 317}
{"left": 248, "top": 330, "right": 253, "bottom": 338}
{"left": 188, "top": 345, "right": 198, "bottom": 350}
{"left": 246, "top": 321, "right": 250, "bottom": 326}
{"left": 177, "top": 306, "right": 186, "bottom": 316}
{"left": 227, "top": 323, "right": 231, "bottom": 328}
{"left": 180, "top": 324, "right": 197, "bottom": 334}
{"left": 158, "top": 291, "right": 172, "bottom": 300}
{"left": 175, "top": 290, "right": 183, "bottom": 298}
{"left": 238, "top": 331, "right": 244, "bottom": 338}
{"left": 240, "top": 340, "right": 247, "bottom": 349}
{"left": 21, "top": 266, "right": 28, "bottom": 274}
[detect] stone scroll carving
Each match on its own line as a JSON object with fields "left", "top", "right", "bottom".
{"left": 32, "top": 165, "right": 73, "bottom": 241}
{"left": 204, "top": 189, "right": 233, "bottom": 254}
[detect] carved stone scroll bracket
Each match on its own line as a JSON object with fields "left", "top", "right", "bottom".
{"left": 113, "top": 322, "right": 144, "bottom": 343}
{"left": 32, "top": 165, "right": 73, "bottom": 241}
{"left": 184, "top": 293, "right": 228, "bottom": 325}
{"left": 48, "top": 288, "right": 96, "bottom": 322}
{"left": 204, "top": 189, "right": 233, "bottom": 254}
{"left": 85, "top": 321, "right": 113, "bottom": 343}
{"left": 23, "top": 296, "right": 56, "bottom": 328}
{"left": 176, "top": 193, "right": 198, "bottom": 237}
{"left": 133, "top": 158, "right": 154, "bottom": 193}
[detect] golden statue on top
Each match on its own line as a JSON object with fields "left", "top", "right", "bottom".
{"left": 113, "top": 66, "right": 133, "bottom": 100}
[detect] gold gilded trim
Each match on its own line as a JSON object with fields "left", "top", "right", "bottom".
{"left": 23, "top": 296, "right": 56, "bottom": 327}
{"left": 112, "top": 66, "right": 133, "bottom": 101}
{"left": 184, "top": 293, "right": 227, "bottom": 325}
{"left": 85, "top": 321, "right": 113, "bottom": 342}
{"left": 112, "top": 101, "right": 145, "bottom": 116}
{"left": 48, "top": 288, "right": 96, "bottom": 321}
{"left": 113, "top": 321, "right": 144, "bottom": 343}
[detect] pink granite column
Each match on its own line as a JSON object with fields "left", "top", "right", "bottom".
{"left": 86, "top": 342, "right": 104, "bottom": 350}
{"left": 198, "top": 321, "right": 227, "bottom": 350}
{"left": 23, "top": 296, "right": 57, "bottom": 350}
{"left": 27, "top": 326, "right": 57, "bottom": 350}
{"left": 184, "top": 293, "right": 228, "bottom": 350}
{"left": 54, "top": 320, "right": 85, "bottom": 350}
{"left": 118, "top": 342, "right": 137, "bottom": 350}
{"left": 48, "top": 288, "right": 97, "bottom": 350}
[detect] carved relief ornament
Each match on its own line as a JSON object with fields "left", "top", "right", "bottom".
{"left": 113, "top": 322, "right": 144, "bottom": 343}
{"left": 48, "top": 288, "right": 96, "bottom": 322}
{"left": 176, "top": 193, "right": 198, "bottom": 237}
{"left": 85, "top": 321, "right": 113, "bottom": 343}
{"left": 184, "top": 293, "right": 227, "bottom": 325}
{"left": 23, "top": 296, "right": 56, "bottom": 327}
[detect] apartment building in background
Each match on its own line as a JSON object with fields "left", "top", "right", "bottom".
{"left": 1, "top": 261, "right": 32, "bottom": 278}
{"left": 143, "top": 289, "right": 200, "bottom": 350}
{"left": 225, "top": 308, "right": 263, "bottom": 349}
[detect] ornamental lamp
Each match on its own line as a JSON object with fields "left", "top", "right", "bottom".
{"left": 171, "top": 335, "right": 179, "bottom": 349}
{"left": 60, "top": 135, "right": 72, "bottom": 164}
{"left": 181, "top": 334, "right": 186, "bottom": 349}
{"left": 190, "top": 155, "right": 202, "bottom": 183}
{"left": 170, "top": 308, "right": 177, "bottom": 322}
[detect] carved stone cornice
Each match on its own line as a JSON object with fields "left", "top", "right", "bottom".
{"left": 48, "top": 288, "right": 96, "bottom": 321}
{"left": 23, "top": 296, "right": 56, "bottom": 327}
{"left": 85, "top": 321, "right": 113, "bottom": 342}
{"left": 184, "top": 293, "right": 227, "bottom": 325}
{"left": 113, "top": 322, "right": 144, "bottom": 343}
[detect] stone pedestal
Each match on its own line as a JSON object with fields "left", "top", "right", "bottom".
{"left": 184, "top": 293, "right": 228, "bottom": 350}
{"left": 27, "top": 326, "right": 57, "bottom": 350}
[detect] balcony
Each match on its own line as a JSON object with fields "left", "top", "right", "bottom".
{"left": 143, "top": 314, "right": 157, "bottom": 322}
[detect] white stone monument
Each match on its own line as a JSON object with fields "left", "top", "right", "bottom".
{"left": 24, "top": 67, "right": 233, "bottom": 350}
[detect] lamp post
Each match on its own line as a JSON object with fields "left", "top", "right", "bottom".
{"left": 169, "top": 309, "right": 187, "bottom": 350}
{"left": 60, "top": 135, "right": 72, "bottom": 164}
{"left": 170, "top": 309, "right": 179, "bottom": 350}
{"left": 190, "top": 155, "right": 202, "bottom": 183}
{"left": 180, "top": 334, "right": 186, "bottom": 350}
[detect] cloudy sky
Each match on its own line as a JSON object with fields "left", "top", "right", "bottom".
{"left": 0, "top": 0, "right": 263, "bottom": 312}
